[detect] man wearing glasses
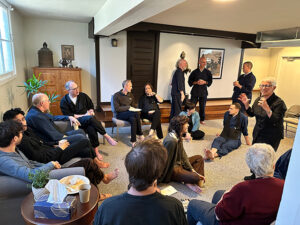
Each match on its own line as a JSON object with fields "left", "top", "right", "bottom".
{"left": 239, "top": 77, "right": 287, "bottom": 180}
{"left": 232, "top": 61, "right": 256, "bottom": 112}
{"left": 60, "top": 81, "right": 117, "bottom": 159}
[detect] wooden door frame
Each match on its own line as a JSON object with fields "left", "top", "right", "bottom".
{"left": 126, "top": 31, "right": 160, "bottom": 92}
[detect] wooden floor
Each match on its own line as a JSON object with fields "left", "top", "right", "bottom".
{"left": 96, "top": 99, "right": 231, "bottom": 127}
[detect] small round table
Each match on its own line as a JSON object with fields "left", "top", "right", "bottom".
{"left": 21, "top": 184, "right": 99, "bottom": 225}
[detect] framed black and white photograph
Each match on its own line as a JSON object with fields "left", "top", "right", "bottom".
{"left": 61, "top": 45, "right": 74, "bottom": 60}
{"left": 198, "top": 48, "right": 225, "bottom": 79}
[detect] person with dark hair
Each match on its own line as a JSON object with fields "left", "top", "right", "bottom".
{"left": 93, "top": 139, "right": 188, "bottom": 225}
{"left": 4, "top": 108, "right": 109, "bottom": 166}
{"left": 188, "top": 144, "right": 284, "bottom": 225}
{"left": 159, "top": 116, "right": 205, "bottom": 194}
{"left": 138, "top": 83, "right": 163, "bottom": 139}
{"left": 170, "top": 59, "right": 188, "bottom": 119}
{"left": 113, "top": 80, "right": 144, "bottom": 147}
{"left": 188, "top": 56, "right": 213, "bottom": 124}
{"left": 232, "top": 61, "right": 256, "bottom": 112}
{"left": 60, "top": 81, "right": 117, "bottom": 151}
{"left": 179, "top": 101, "right": 205, "bottom": 140}
{"left": 204, "top": 103, "right": 250, "bottom": 160}
{"left": 0, "top": 120, "right": 118, "bottom": 200}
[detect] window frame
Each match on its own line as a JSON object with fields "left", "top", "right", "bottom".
{"left": 0, "top": 1, "right": 16, "bottom": 84}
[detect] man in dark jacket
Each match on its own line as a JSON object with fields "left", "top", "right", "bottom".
{"left": 60, "top": 81, "right": 117, "bottom": 151}
{"left": 113, "top": 80, "right": 144, "bottom": 147}
{"left": 232, "top": 61, "right": 256, "bottom": 112}
{"left": 3, "top": 108, "right": 97, "bottom": 165}
{"left": 170, "top": 59, "right": 188, "bottom": 119}
{"left": 188, "top": 57, "right": 213, "bottom": 124}
{"left": 26, "top": 93, "right": 109, "bottom": 168}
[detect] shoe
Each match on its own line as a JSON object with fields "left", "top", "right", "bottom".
{"left": 244, "top": 173, "right": 256, "bottom": 180}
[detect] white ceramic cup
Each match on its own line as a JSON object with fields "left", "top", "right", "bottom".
{"left": 79, "top": 184, "right": 91, "bottom": 203}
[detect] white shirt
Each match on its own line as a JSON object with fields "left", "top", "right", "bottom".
{"left": 69, "top": 94, "right": 77, "bottom": 105}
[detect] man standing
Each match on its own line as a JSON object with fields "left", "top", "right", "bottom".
{"left": 170, "top": 59, "right": 188, "bottom": 119}
{"left": 60, "top": 81, "right": 117, "bottom": 152}
{"left": 204, "top": 103, "right": 251, "bottom": 160}
{"left": 188, "top": 56, "right": 213, "bottom": 124}
{"left": 232, "top": 61, "right": 256, "bottom": 112}
{"left": 113, "top": 80, "right": 144, "bottom": 147}
{"left": 93, "top": 139, "right": 188, "bottom": 225}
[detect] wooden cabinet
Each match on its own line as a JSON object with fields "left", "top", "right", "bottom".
{"left": 33, "top": 67, "right": 81, "bottom": 115}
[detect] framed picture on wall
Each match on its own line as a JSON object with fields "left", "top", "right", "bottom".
{"left": 61, "top": 45, "right": 74, "bottom": 60}
{"left": 198, "top": 48, "right": 225, "bottom": 79}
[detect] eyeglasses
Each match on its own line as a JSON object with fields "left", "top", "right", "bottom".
{"left": 69, "top": 87, "right": 79, "bottom": 91}
{"left": 259, "top": 84, "right": 272, "bottom": 88}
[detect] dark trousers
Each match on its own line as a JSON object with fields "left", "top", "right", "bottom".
{"left": 187, "top": 190, "right": 225, "bottom": 225}
{"left": 78, "top": 116, "right": 106, "bottom": 148}
{"left": 68, "top": 158, "right": 104, "bottom": 186}
{"left": 191, "top": 95, "right": 207, "bottom": 121}
{"left": 191, "top": 130, "right": 205, "bottom": 140}
{"left": 253, "top": 135, "right": 281, "bottom": 151}
{"left": 117, "top": 111, "right": 143, "bottom": 142}
{"left": 171, "top": 155, "right": 204, "bottom": 184}
{"left": 212, "top": 136, "right": 241, "bottom": 157}
{"left": 170, "top": 94, "right": 182, "bottom": 119}
{"left": 142, "top": 110, "right": 163, "bottom": 139}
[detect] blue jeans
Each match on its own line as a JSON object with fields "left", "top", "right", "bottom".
{"left": 211, "top": 136, "right": 241, "bottom": 157}
{"left": 187, "top": 190, "right": 225, "bottom": 225}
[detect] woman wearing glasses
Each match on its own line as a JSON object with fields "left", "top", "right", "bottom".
{"left": 239, "top": 77, "right": 287, "bottom": 180}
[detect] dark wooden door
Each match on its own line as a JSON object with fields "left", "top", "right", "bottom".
{"left": 127, "top": 31, "right": 159, "bottom": 102}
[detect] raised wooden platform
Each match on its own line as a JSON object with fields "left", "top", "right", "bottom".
{"left": 95, "top": 99, "right": 231, "bottom": 127}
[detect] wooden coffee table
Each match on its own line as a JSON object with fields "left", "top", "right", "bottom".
{"left": 21, "top": 184, "right": 99, "bottom": 225}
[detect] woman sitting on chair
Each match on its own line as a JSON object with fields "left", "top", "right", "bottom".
{"left": 159, "top": 116, "right": 205, "bottom": 193}
{"left": 179, "top": 101, "right": 205, "bottom": 140}
{"left": 138, "top": 83, "right": 164, "bottom": 139}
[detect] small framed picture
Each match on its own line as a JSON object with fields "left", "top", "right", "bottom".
{"left": 198, "top": 48, "right": 225, "bottom": 79}
{"left": 61, "top": 45, "right": 74, "bottom": 60}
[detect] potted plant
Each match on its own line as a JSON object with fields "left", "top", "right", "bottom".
{"left": 29, "top": 170, "right": 50, "bottom": 201}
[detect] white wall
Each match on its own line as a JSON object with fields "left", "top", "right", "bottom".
{"left": 100, "top": 31, "right": 127, "bottom": 102}
{"left": 243, "top": 48, "right": 271, "bottom": 89}
{"left": 23, "top": 18, "right": 96, "bottom": 102}
{"left": 0, "top": 9, "right": 27, "bottom": 120}
{"left": 157, "top": 33, "right": 242, "bottom": 99}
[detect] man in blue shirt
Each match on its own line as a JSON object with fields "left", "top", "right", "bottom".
{"left": 205, "top": 103, "right": 251, "bottom": 160}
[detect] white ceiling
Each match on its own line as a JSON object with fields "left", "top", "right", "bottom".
{"left": 6, "top": 0, "right": 107, "bottom": 23}
{"left": 145, "top": 0, "right": 300, "bottom": 34}
{"left": 5, "top": 0, "right": 300, "bottom": 34}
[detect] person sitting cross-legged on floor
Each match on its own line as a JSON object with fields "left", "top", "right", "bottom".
{"left": 0, "top": 120, "right": 118, "bottom": 200}
{"left": 60, "top": 80, "right": 117, "bottom": 159}
{"left": 25, "top": 93, "right": 109, "bottom": 168}
{"left": 187, "top": 143, "right": 284, "bottom": 225}
{"left": 179, "top": 100, "right": 205, "bottom": 140}
{"left": 93, "top": 139, "right": 188, "bottom": 225}
{"left": 159, "top": 116, "right": 205, "bottom": 194}
{"left": 204, "top": 103, "right": 251, "bottom": 160}
{"left": 113, "top": 80, "right": 144, "bottom": 147}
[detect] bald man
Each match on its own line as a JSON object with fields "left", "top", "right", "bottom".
{"left": 170, "top": 59, "right": 188, "bottom": 119}
{"left": 188, "top": 57, "right": 213, "bottom": 124}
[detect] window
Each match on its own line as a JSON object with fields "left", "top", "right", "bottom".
{"left": 0, "top": 2, "right": 14, "bottom": 77}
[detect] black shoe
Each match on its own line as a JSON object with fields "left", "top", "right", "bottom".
{"left": 244, "top": 173, "right": 256, "bottom": 180}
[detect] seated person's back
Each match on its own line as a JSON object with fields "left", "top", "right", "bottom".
{"left": 93, "top": 139, "right": 187, "bottom": 225}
